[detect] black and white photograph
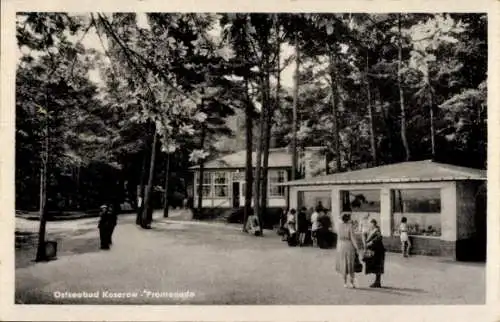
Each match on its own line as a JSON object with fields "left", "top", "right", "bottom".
{"left": 1, "top": 2, "right": 498, "bottom": 321}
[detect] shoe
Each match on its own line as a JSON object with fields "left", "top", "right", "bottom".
{"left": 369, "top": 282, "right": 381, "bottom": 288}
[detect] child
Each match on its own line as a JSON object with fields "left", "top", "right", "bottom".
{"left": 400, "top": 217, "right": 411, "bottom": 257}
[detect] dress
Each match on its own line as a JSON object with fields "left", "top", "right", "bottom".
{"left": 364, "top": 227, "right": 386, "bottom": 275}
{"left": 287, "top": 213, "right": 296, "bottom": 234}
{"left": 297, "top": 211, "right": 308, "bottom": 233}
{"left": 335, "top": 222, "right": 357, "bottom": 275}
{"left": 399, "top": 223, "right": 409, "bottom": 242}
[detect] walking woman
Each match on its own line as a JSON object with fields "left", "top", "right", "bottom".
{"left": 364, "top": 219, "right": 386, "bottom": 288}
{"left": 335, "top": 213, "right": 361, "bottom": 288}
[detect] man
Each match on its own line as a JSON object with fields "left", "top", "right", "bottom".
{"left": 98, "top": 205, "right": 111, "bottom": 250}
{"left": 246, "top": 214, "right": 262, "bottom": 236}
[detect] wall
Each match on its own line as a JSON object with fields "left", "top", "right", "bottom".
{"left": 383, "top": 236, "right": 456, "bottom": 258}
{"left": 456, "top": 181, "right": 479, "bottom": 240}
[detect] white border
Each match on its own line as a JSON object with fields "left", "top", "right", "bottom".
{"left": 1, "top": 1, "right": 499, "bottom": 321}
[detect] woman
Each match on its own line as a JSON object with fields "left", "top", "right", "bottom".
{"left": 287, "top": 209, "right": 298, "bottom": 246}
{"left": 335, "top": 213, "right": 360, "bottom": 288}
{"left": 310, "top": 206, "right": 320, "bottom": 247}
{"left": 279, "top": 208, "right": 289, "bottom": 241}
{"left": 364, "top": 219, "right": 386, "bottom": 288}
{"left": 297, "top": 207, "right": 309, "bottom": 246}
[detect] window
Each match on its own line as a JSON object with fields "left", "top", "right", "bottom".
{"left": 391, "top": 189, "right": 441, "bottom": 236}
{"left": 195, "top": 172, "right": 212, "bottom": 197}
{"left": 297, "top": 191, "right": 331, "bottom": 211}
{"left": 349, "top": 212, "right": 381, "bottom": 234}
{"left": 269, "top": 170, "right": 287, "bottom": 197}
{"left": 213, "top": 172, "right": 229, "bottom": 198}
{"left": 341, "top": 190, "right": 381, "bottom": 212}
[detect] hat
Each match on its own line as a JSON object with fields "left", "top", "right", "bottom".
{"left": 100, "top": 204, "right": 108, "bottom": 209}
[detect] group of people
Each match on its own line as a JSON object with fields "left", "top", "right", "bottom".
{"left": 98, "top": 203, "right": 118, "bottom": 250}
{"left": 280, "top": 204, "right": 388, "bottom": 288}
{"left": 280, "top": 203, "right": 333, "bottom": 248}
{"left": 336, "top": 213, "right": 386, "bottom": 288}
{"left": 337, "top": 213, "right": 413, "bottom": 288}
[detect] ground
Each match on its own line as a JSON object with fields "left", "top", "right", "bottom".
{"left": 15, "top": 210, "right": 485, "bottom": 305}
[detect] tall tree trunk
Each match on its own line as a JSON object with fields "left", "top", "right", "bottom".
{"left": 260, "top": 44, "right": 274, "bottom": 223}
{"left": 366, "top": 52, "right": 378, "bottom": 166}
{"left": 430, "top": 107, "right": 435, "bottom": 158}
{"left": 377, "top": 86, "right": 392, "bottom": 162}
{"left": 163, "top": 152, "right": 171, "bottom": 218}
{"left": 398, "top": 15, "right": 411, "bottom": 161}
{"left": 429, "top": 92, "right": 436, "bottom": 158}
{"left": 243, "top": 79, "right": 253, "bottom": 232}
{"left": 291, "top": 33, "right": 299, "bottom": 180}
{"left": 328, "top": 50, "right": 341, "bottom": 173}
{"left": 136, "top": 149, "right": 148, "bottom": 225}
{"left": 253, "top": 95, "right": 265, "bottom": 235}
{"left": 141, "top": 130, "right": 158, "bottom": 228}
{"left": 196, "top": 125, "right": 206, "bottom": 215}
{"left": 75, "top": 164, "right": 80, "bottom": 209}
{"left": 35, "top": 123, "right": 49, "bottom": 261}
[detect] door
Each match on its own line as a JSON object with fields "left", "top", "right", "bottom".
{"left": 232, "top": 182, "right": 240, "bottom": 208}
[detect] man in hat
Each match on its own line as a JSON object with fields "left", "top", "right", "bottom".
{"left": 98, "top": 204, "right": 111, "bottom": 250}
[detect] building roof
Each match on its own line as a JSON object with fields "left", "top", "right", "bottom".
{"left": 279, "top": 160, "right": 486, "bottom": 186}
{"left": 190, "top": 147, "right": 323, "bottom": 170}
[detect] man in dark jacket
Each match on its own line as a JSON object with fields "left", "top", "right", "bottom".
{"left": 98, "top": 204, "right": 117, "bottom": 250}
{"left": 98, "top": 205, "right": 111, "bottom": 249}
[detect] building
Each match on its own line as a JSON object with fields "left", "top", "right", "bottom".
{"left": 190, "top": 147, "right": 326, "bottom": 209}
{"left": 281, "top": 160, "right": 487, "bottom": 261}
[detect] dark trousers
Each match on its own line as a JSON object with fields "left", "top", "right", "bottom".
{"left": 99, "top": 226, "right": 110, "bottom": 249}
{"left": 99, "top": 224, "right": 115, "bottom": 249}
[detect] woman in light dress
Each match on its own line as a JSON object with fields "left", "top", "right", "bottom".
{"left": 335, "top": 213, "right": 361, "bottom": 288}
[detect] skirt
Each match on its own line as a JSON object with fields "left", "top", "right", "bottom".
{"left": 335, "top": 239, "right": 356, "bottom": 275}
{"left": 364, "top": 250, "right": 385, "bottom": 275}
{"left": 400, "top": 232, "right": 409, "bottom": 242}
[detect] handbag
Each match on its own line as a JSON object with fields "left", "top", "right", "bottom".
{"left": 354, "top": 251, "right": 363, "bottom": 273}
{"left": 362, "top": 249, "right": 375, "bottom": 261}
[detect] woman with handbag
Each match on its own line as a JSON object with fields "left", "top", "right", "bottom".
{"left": 363, "top": 219, "right": 386, "bottom": 288}
{"left": 335, "top": 213, "right": 361, "bottom": 288}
